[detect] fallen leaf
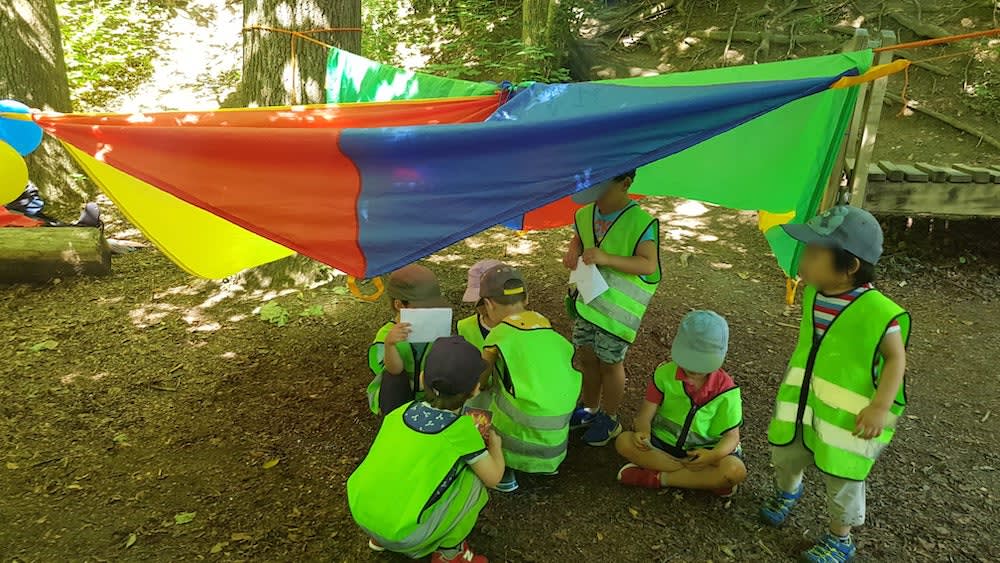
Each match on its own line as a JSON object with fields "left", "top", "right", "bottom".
{"left": 628, "top": 506, "right": 639, "bottom": 519}
{"left": 124, "top": 533, "right": 137, "bottom": 548}
{"left": 721, "top": 545, "right": 736, "bottom": 557}
{"left": 596, "top": 532, "right": 604, "bottom": 541}
{"left": 30, "top": 340, "right": 59, "bottom": 352}
{"left": 679, "top": 253, "right": 692, "bottom": 267}
{"left": 552, "top": 529, "right": 569, "bottom": 542}
{"left": 5, "top": 462, "right": 18, "bottom": 470}
{"left": 262, "top": 458, "right": 280, "bottom": 469}
{"left": 174, "top": 511, "right": 196, "bottom": 525}
{"left": 66, "top": 483, "right": 83, "bottom": 490}
{"left": 737, "top": 271, "right": 750, "bottom": 280}
{"left": 231, "top": 532, "right": 252, "bottom": 541}
{"left": 210, "top": 541, "right": 228, "bottom": 554}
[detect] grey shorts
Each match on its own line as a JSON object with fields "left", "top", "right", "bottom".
{"left": 771, "top": 435, "right": 867, "bottom": 527}
{"left": 572, "top": 317, "right": 629, "bottom": 364}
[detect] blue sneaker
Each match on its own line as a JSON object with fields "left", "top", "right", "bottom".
{"left": 569, "top": 406, "right": 598, "bottom": 429}
{"left": 760, "top": 483, "right": 804, "bottom": 526}
{"left": 582, "top": 412, "right": 622, "bottom": 446}
{"left": 800, "top": 532, "right": 856, "bottom": 563}
{"left": 495, "top": 469, "right": 519, "bottom": 493}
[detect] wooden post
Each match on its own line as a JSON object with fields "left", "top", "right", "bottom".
{"left": 820, "top": 29, "right": 871, "bottom": 212}
{"left": 0, "top": 227, "right": 111, "bottom": 284}
{"left": 848, "top": 30, "right": 896, "bottom": 209}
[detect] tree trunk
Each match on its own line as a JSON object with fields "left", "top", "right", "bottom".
{"left": 522, "top": 0, "right": 564, "bottom": 79}
{"left": 241, "top": 0, "right": 362, "bottom": 107}
{"left": 0, "top": 0, "right": 90, "bottom": 217}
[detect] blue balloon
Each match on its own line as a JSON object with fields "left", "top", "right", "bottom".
{"left": 0, "top": 100, "right": 44, "bottom": 156}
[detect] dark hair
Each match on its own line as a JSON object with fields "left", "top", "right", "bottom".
{"left": 386, "top": 295, "right": 410, "bottom": 315}
{"left": 486, "top": 280, "right": 527, "bottom": 306}
{"left": 424, "top": 384, "right": 472, "bottom": 411}
{"left": 832, "top": 248, "right": 875, "bottom": 286}
{"left": 614, "top": 169, "right": 637, "bottom": 182}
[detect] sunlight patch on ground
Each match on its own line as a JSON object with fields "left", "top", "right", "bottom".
{"left": 506, "top": 238, "right": 537, "bottom": 256}
{"left": 130, "top": 303, "right": 180, "bottom": 328}
{"left": 426, "top": 253, "right": 465, "bottom": 264}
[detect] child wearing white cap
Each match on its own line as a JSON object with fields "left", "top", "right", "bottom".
{"left": 615, "top": 310, "right": 746, "bottom": 496}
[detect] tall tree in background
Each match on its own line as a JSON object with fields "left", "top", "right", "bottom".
{"left": 0, "top": 0, "right": 88, "bottom": 213}
{"left": 241, "top": 0, "right": 362, "bottom": 107}
{"left": 522, "top": 0, "right": 564, "bottom": 80}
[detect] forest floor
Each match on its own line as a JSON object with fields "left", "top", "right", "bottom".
{"left": 3, "top": 0, "right": 1000, "bottom": 562}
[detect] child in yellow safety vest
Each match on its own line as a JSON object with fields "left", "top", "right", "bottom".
{"left": 562, "top": 170, "right": 661, "bottom": 447}
{"left": 457, "top": 259, "right": 504, "bottom": 352}
{"left": 366, "top": 264, "right": 449, "bottom": 415}
{"left": 761, "top": 206, "right": 909, "bottom": 563}
{"left": 479, "top": 264, "right": 582, "bottom": 493}
{"left": 615, "top": 310, "right": 747, "bottom": 497}
{"left": 348, "top": 336, "right": 505, "bottom": 563}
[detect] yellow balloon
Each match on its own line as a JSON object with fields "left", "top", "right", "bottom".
{"left": 0, "top": 141, "right": 28, "bottom": 204}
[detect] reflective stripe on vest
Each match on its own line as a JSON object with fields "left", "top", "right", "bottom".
{"left": 649, "top": 362, "right": 742, "bottom": 455}
{"left": 573, "top": 203, "right": 660, "bottom": 344}
{"left": 366, "top": 322, "right": 429, "bottom": 414}
{"left": 767, "top": 286, "right": 910, "bottom": 481}
{"left": 484, "top": 314, "right": 581, "bottom": 473}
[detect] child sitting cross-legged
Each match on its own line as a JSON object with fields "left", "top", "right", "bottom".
{"left": 615, "top": 310, "right": 747, "bottom": 497}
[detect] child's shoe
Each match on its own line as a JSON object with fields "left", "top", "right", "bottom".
{"left": 759, "top": 483, "right": 803, "bottom": 526}
{"left": 368, "top": 538, "right": 385, "bottom": 552}
{"left": 569, "top": 406, "right": 598, "bottom": 429}
{"left": 582, "top": 412, "right": 622, "bottom": 446}
{"left": 800, "top": 532, "right": 856, "bottom": 563}
{"left": 616, "top": 463, "right": 661, "bottom": 488}
{"left": 495, "top": 468, "right": 519, "bottom": 493}
{"left": 431, "top": 541, "right": 488, "bottom": 563}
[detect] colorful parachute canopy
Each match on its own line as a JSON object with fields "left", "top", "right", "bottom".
{"left": 32, "top": 50, "right": 882, "bottom": 280}
{"left": 326, "top": 48, "right": 872, "bottom": 276}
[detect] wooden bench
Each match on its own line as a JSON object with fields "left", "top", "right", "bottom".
{"left": 845, "top": 159, "right": 1000, "bottom": 217}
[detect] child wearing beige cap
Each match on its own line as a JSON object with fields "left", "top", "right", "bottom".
{"left": 457, "top": 259, "right": 504, "bottom": 351}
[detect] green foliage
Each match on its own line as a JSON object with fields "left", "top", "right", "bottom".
{"left": 258, "top": 301, "right": 290, "bottom": 327}
{"left": 362, "top": 0, "right": 587, "bottom": 83}
{"left": 58, "top": 0, "right": 176, "bottom": 110}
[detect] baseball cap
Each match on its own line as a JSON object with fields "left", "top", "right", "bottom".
{"left": 781, "top": 205, "right": 884, "bottom": 264}
{"left": 386, "top": 264, "right": 448, "bottom": 308}
{"left": 672, "top": 310, "right": 729, "bottom": 374}
{"left": 463, "top": 259, "right": 504, "bottom": 302}
{"left": 479, "top": 264, "right": 526, "bottom": 300}
{"left": 424, "top": 336, "right": 486, "bottom": 395}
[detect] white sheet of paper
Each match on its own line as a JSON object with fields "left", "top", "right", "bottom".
{"left": 569, "top": 257, "right": 609, "bottom": 304}
{"left": 400, "top": 308, "right": 453, "bottom": 343}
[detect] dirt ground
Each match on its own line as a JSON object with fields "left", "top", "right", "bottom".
{"left": 4, "top": 1, "right": 1000, "bottom": 562}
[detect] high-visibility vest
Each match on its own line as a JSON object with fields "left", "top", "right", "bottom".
{"left": 484, "top": 311, "right": 582, "bottom": 473}
{"left": 347, "top": 402, "right": 489, "bottom": 558}
{"left": 573, "top": 203, "right": 660, "bottom": 343}
{"left": 768, "top": 285, "right": 911, "bottom": 481}
{"left": 457, "top": 314, "right": 487, "bottom": 351}
{"left": 366, "top": 322, "right": 431, "bottom": 414}
{"left": 651, "top": 362, "right": 742, "bottom": 457}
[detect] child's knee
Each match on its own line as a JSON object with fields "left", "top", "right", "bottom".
{"left": 721, "top": 457, "right": 748, "bottom": 485}
{"left": 615, "top": 432, "right": 634, "bottom": 456}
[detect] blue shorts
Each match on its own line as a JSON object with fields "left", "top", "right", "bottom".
{"left": 649, "top": 434, "right": 744, "bottom": 461}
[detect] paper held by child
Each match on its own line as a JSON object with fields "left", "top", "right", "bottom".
{"left": 462, "top": 406, "right": 493, "bottom": 444}
{"left": 569, "top": 257, "right": 609, "bottom": 303}
{"left": 399, "top": 308, "right": 453, "bottom": 343}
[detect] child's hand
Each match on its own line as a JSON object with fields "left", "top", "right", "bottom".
{"left": 684, "top": 448, "right": 717, "bottom": 471}
{"left": 385, "top": 322, "right": 412, "bottom": 346}
{"left": 562, "top": 250, "right": 580, "bottom": 270}
{"left": 487, "top": 429, "right": 502, "bottom": 451}
{"left": 581, "top": 248, "right": 610, "bottom": 266}
{"left": 855, "top": 404, "right": 889, "bottom": 439}
{"left": 632, "top": 431, "right": 651, "bottom": 451}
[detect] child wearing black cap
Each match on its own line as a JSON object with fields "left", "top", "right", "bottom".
{"left": 761, "top": 205, "right": 910, "bottom": 563}
{"left": 366, "top": 264, "right": 449, "bottom": 415}
{"left": 478, "top": 264, "right": 581, "bottom": 492}
{"left": 348, "top": 336, "right": 505, "bottom": 563}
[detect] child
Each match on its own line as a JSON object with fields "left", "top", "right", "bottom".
{"left": 479, "top": 264, "right": 581, "bottom": 492}
{"left": 348, "top": 336, "right": 505, "bottom": 563}
{"left": 761, "top": 205, "right": 909, "bottom": 563}
{"left": 457, "top": 259, "right": 504, "bottom": 351}
{"left": 563, "top": 170, "right": 661, "bottom": 446}
{"left": 367, "top": 264, "right": 448, "bottom": 415}
{"left": 615, "top": 310, "right": 746, "bottom": 496}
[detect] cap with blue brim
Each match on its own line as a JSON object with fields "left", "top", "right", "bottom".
{"left": 780, "top": 205, "right": 884, "bottom": 265}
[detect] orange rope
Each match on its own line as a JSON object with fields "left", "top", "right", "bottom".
{"left": 873, "top": 27, "right": 1000, "bottom": 52}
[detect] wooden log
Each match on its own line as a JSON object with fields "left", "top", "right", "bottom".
{"left": 690, "top": 30, "right": 835, "bottom": 44}
{"left": 867, "top": 163, "right": 886, "bottom": 182}
{"left": 0, "top": 227, "right": 111, "bottom": 284}
{"left": 894, "top": 164, "right": 930, "bottom": 182}
{"left": 865, "top": 181, "right": 1000, "bottom": 217}
{"left": 887, "top": 12, "right": 951, "bottom": 39}
{"left": 885, "top": 92, "right": 1000, "bottom": 151}
{"left": 914, "top": 162, "right": 949, "bottom": 182}
{"left": 877, "top": 160, "right": 905, "bottom": 182}
{"left": 952, "top": 164, "right": 994, "bottom": 184}
{"left": 987, "top": 166, "right": 1000, "bottom": 183}
{"left": 940, "top": 166, "right": 973, "bottom": 183}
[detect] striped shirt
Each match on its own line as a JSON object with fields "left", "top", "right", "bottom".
{"left": 813, "top": 284, "right": 901, "bottom": 340}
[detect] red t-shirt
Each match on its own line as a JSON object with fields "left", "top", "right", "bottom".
{"left": 645, "top": 365, "right": 736, "bottom": 406}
